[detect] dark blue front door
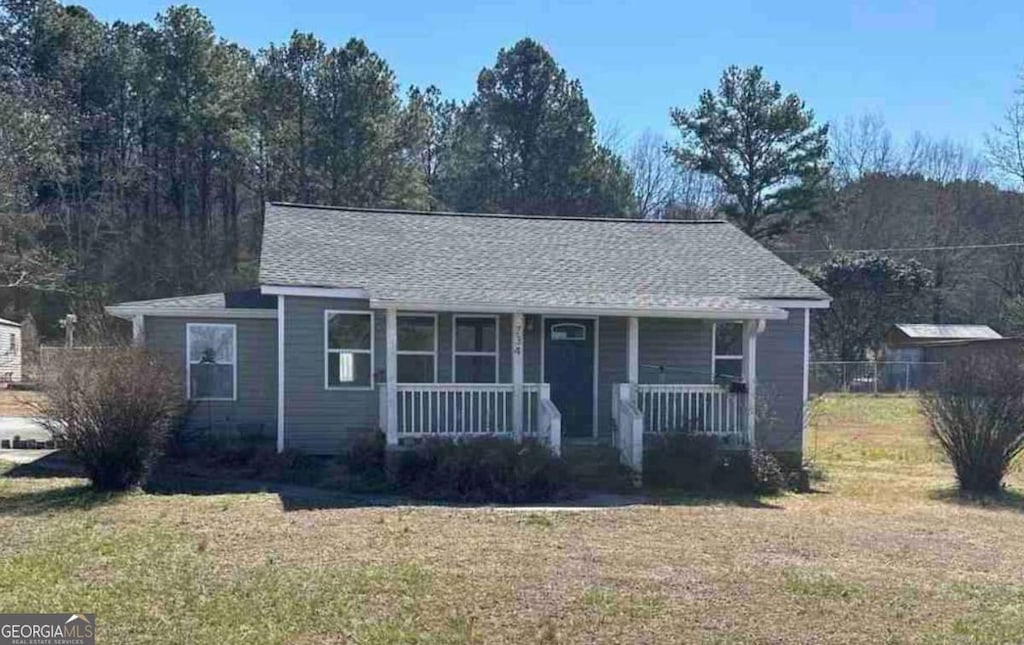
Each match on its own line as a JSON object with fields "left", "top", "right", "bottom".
{"left": 544, "top": 318, "right": 595, "bottom": 438}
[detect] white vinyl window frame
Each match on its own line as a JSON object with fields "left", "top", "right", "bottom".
{"left": 186, "top": 322, "right": 237, "bottom": 402}
{"left": 452, "top": 314, "right": 500, "bottom": 384}
{"left": 324, "top": 309, "right": 375, "bottom": 391}
{"left": 550, "top": 322, "right": 587, "bottom": 341}
{"left": 397, "top": 313, "right": 438, "bottom": 383}
{"left": 711, "top": 321, "right": 744, "bottom": 382}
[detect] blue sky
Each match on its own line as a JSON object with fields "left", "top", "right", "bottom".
{"left": 87, "top": 0, "right": 1024, "bottom": 151}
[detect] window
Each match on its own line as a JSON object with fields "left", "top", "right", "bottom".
{"left": 453, "top": 315, "right": 498, "bottom": 383}
{"left": 550, "top": 322, "right": 586, "bottom": 341}
{"left": 713, "top": 322, "right": 744, "bottom": 383}
{"left": 187, "top": 323, "right": 236, "bottom": 400}
{"left": 326, "top": 311, "right": 374, "bottom": 389}
{"left": 397, "top": 314, "right": 436, "bottom": 383}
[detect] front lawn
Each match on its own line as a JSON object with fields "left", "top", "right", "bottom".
{"left": 2, "top": 394, "right": 1023, "bottom": 643}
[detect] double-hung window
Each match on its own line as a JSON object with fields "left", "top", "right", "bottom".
{"left": 453, "top": 315, "right": 498, "bottom": 383}
{"left": 326, "top": 311, "right": 374, "bottom": 389}
{"left": 397, "top": 314, "right": 437, "bottom": 383}
{"left": 712, "top": 322, "right": 744, "bottom": 383}
{"left": 187, "top": 323, "right": 236, "bottom": 400}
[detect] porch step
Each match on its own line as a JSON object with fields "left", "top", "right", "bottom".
{"left": 562, "top": 443, "right": 635, "bottom": 493}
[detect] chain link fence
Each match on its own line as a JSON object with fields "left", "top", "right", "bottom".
{"left": 809, "top": 361, "right": 944, "bottom": 394}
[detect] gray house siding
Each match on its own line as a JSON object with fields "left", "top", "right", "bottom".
{"left": 281, "top": 302, "right": 531, "bottom": 452}
{"left": 597, "top": 316, "right": 627, "bottom": 437}
{"left": 281, "top": 296, "right": 381, "bottom": 453}
{"left": 145, "top": 316, "right": 277, "bottom": 436}
{"left": 274, "top": 297, "right": 806, "bottom": 456}
{"left": 638, "top": 318, "right": 713, "bottom": 385}
{"left": 755, "top": 310, "right": 806, "bottom": 454}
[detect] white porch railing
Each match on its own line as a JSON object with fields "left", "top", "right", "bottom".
{"left": 538, "top": 396, "right": 562, "bottom": 457}
{"left": 380, "top": 383, "right": 562, "bottom": 455}
{"left": 613, "top": 384, "right": 644, "bottom": 473}
{"left": 612, "top": 382, "right": 749, "bottom": 476}
{"left": 634, "top": 383, "right": 746, "bottom": 436}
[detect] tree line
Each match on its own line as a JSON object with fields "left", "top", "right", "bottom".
{"left": 3, "top": 0, "right": 1024, "bottom": 360}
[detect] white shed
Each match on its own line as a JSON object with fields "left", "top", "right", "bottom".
{"left": 0, "top": 317, "right": 22, "bottom": 383}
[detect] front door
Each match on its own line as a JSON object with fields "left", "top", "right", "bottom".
{"left": 544, "top": 318, "right": 595, "bottom": 438}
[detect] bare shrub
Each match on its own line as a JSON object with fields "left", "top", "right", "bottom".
{"left": 36, "top": 346, "right": 185, "bottom": 490}
{"left": 921, "top": 352, "right": 1024, "bottom": 494}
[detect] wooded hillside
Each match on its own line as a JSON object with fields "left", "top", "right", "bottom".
{"left": 2, "top": 1, "right": 1023, "bottom": 359}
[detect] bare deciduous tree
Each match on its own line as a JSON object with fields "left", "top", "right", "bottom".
{"left": 831, "top": 113, "right": 896, "bottom": 184}
{"left": 987, "top": 80, "right": 1024, "bottom": 189}
{"left": 628, "top": 129, "right": 722, "bottom": 220}
{"left": 904, "top": 132, "right": 986, "bottom": 182}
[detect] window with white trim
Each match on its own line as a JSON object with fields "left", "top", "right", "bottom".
{"left": 326, "top": 311, "right": 374, "bottom": 388}
{"left": 453, "top": 316, "right": 498, "bottom": 383}
{"left": 712, "top": 322, "right": 743, "bottom": 383}
{"left": 397, "top": 314, "right": 436, "bottom": 383}
{"left": 550, "top": 322, "right": 586, "bottom": 341}
{"left": 187, "top": 323, "right": 236, "bottom": 400}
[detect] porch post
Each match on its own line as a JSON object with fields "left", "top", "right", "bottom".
{"left": 385, "top": 307, "right": 398, "bottom": 446}
{"left": 627, "top": 316, "right": 639, "bottom": 390}
{"left": 131, "top": 315, "right": 145, "bottom": 346}
{"left": 742, "top": 319, "right": 763, "bottom": 446}
{"left": 512, "top": 312, "right": 525, "bottom": 440}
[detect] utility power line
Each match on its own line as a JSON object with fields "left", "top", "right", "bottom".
{"left": 776, "top": 241, "right": 1024, "bottom": 254}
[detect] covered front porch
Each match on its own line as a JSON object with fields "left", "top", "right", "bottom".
{"left": 376, "top": 307, "right": 773, "bottom": 472}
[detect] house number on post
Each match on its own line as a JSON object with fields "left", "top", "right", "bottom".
{"left": 512, "top": 315, "right": 524, "bottom": 356}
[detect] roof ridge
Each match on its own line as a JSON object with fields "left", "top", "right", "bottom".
{"left": 267, "top": 201, "right": 727, "bottom": 225}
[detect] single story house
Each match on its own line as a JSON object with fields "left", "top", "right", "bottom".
{"left": 0, "top": 317, "right": 22, "bottom": 384}
{"left": 107, "top": 203, "right": 831, "bottom": 473}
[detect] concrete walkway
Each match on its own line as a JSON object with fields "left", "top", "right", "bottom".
{"left": 0, "top": 448, "right": 57, "bottom": 465}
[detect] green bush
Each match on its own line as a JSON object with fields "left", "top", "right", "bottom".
{"left": 346, "top": 430, "right": 386, "bottom": 474}
{"left": 643, "top": 434, "right": 720, "bottom": 490}
{"left": 644, "top": 434, "right": 788, "bottom": 495}
{"left": 396, "top": 436, "right": 569, "bottom": 503}
{"left": 714, "top": 449, "right": 786, "bottom": 495}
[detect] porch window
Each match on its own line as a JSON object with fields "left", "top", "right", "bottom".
{"left": 326, "top": 311, "right": 374, "bottom": 389}
{"left": 712, "top": 322, "right": 743, "bottom": 383}
{"left": 397, "top": 314, "right": 436, "bottom": 383}
{"left": 453, "top": 315, "right": 498, "bottom": 383}
{"left": 187, "top": 323, "right": 236, "bottom": 400}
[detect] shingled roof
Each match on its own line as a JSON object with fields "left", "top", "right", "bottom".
{"left": 258, "top": 203, "right": 828, "bottom": 317}
{"left": 888, "top": 324, "right": 1003, "bottom": 346}
{"left": 107, "top": 289, "right": 277, "bottom": 318}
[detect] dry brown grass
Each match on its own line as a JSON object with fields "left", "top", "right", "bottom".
{"left": 0, "top": 388, "right": 46, "bottom": 416}
{"left": 2, "top": 394, "right": 1024, "bottom": 643}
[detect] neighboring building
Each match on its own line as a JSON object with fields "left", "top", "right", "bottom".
{"left": 107, "top": 203, "right": 831, "bottom": 472}
{"left": 0, "top": 318, "right": 22, "bottom": 384}
{"left": 883, "top": 324, "right": 1003, "bottom": 363}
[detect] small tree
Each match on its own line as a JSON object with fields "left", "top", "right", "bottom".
{"left": 37, "top": 346, "right": 185, "bottom": 491}
{"left": 921, "top": 352, "right": 1024, "bottom": 494}
{"left": 801, "top": 253, "right": 932, "bottom": 360}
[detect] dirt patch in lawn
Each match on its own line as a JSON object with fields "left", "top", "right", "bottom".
{"left": 0, "top": 388, "right": 46, "bottom": 416}
{"left": 1, "top": 394, "right": 1023, "bottom": 643}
